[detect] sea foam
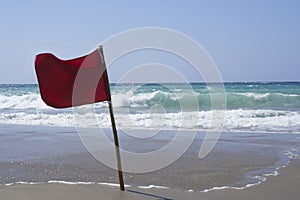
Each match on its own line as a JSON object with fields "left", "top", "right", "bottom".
{"left": 1, "top": 83, "right": 300, "bottom": 133}
{"left": 1, "top": 108, "right": 300, "bottom": 133}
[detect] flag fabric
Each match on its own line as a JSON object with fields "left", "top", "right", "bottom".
{"left": 35, "top": 48, "right": 111, "bottom": 108}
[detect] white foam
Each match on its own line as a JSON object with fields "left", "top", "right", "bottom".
{"left": 234, "top": 92, "right": 300, "bottom": 99}
{"left": 122, "top": 90, "right": 177, "bottom": 108}
{"left": 2, "top": 181, "right": 130, "bottom": 187}
{"left": 284, "top": 149, "right": 299, "bottom": 159}
{"left": 263, "top": 171, "right": 279, "bottom": 176}
{"left": 201, "top": 180, "right": 264, "bottom": 193}
{"left": 111, "top": 89, "right": 134, "bottom": 108}
{"left": 0, "top": 112, "right": 76, "bottom": 127}
{"left": 274, "top": 93, "right": 300, "bottom": 97}
{"left": 0, "top": 94, "right": 49, "bottom": 110}
{"left": 48, "top": 180, "right": 95, "bottom": 185}
{"left": 236, "top": 92, "right": 270, "bottom": 100}
{"left": 254, "top": 175, "right": 267, "bottom": 181}
{"left": 4, "top": 181, "right": 44, "bottom": 186}
{"left": 98, "top": 182, "right": 131, "bottom": 188}
{"left": 138, "top": 185, "right": 169, "bottom": 189}
{"left": 1, "top": 109, "right": 300, "bottom": 133}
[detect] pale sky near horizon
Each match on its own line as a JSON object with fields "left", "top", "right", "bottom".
{"left": 0, "top": 0, "right": 299, "bottom": 83}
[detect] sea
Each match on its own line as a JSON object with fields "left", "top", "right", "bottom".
{"left": 1, "top": 82, "right": 300, "bottom": 133}
{"left": 1, "top": 82, "right": 300, "bottom": 192}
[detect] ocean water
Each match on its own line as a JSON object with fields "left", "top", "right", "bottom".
{"left": 1, "top": 82, "right": 300, "bottom": 133}
{"left": 1, "top": 82, "right": 300, "bottom": 192}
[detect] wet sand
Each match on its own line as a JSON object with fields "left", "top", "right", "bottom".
{"left": 1, "top": 159, "right": 299, "bottom": 200}
{"left": 1, "top": 124, "right": 300, "bottom": 199}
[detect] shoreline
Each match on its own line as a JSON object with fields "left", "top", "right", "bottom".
{"left": 1, "top": 159, "right": 299, "bottom": 200}
{"left": 1, "top": 149, "right": 298, "bottom": 193}
{"left": 1, "top": 122, "right": 300, "bottom": 135}
{"left": 1, "top": 124, "right": 300, "bottom": 197}
{"left": 1, "top": 155, "right": 297, "bottom": 193}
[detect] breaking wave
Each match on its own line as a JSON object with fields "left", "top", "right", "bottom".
{"left": 0, "top": 83, "right": 300, "bottom": 133}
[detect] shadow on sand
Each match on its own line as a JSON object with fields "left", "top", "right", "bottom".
{"left": 127, "top": 189, "right": 173, "bottom": 200}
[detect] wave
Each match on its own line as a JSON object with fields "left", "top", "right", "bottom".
{"left": 1, "top": 109, "right": 299, "bottom": 133}
{"left": 0, "top": 93, "right": 49, "bottom": 110}
{"left": 4, "top": 180, "right": 131, "bottom": 187}
{"left": 99, "top": 89, "right": 300, "bottom": 111}
{"left": 111, "top": 90, "right": 300, "bottom": 111}
{"left": 114, "top": 109, "right": 300, "bottom": 132}
{"left": 1, "top": 88, "right": 300, "bottom": 111}
{"left": 226, "top": 92, "right": 300, "bottom": 110}
{"left": 1, "top": 83, "right": 299, "bottom": 132}
{"left": 229, "top": 92, "right": 300, "bottom": 100}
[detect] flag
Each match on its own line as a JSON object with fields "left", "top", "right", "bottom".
{"left": 35, "top": 48, "right": 111, "bottom": 108}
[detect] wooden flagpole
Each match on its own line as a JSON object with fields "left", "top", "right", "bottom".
{"left": 99, "top": 46, "right": 125, "bottom": 191}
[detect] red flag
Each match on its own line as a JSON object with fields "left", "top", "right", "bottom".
{"left": 35, "top": 48, "right": 111, "bottom": 108}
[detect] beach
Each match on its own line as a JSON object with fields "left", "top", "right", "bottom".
{"left": 1, "top": 124, "right": 299, "bottom": 199}
{"left": 1, "top": 83, "right": 300, "bottom": 199}
{"left": 1, "top": 0, "right": 300, "bottom": 198}
{"left": 1, "top": 159, "right": 300, "bottom": 200}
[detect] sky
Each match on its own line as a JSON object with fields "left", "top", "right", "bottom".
{"left": 0, "top": 0, "right": 299, "bottom": 83}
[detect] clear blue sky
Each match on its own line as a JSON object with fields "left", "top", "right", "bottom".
{"left": 0, "top": 0, "right": 299, "bottom": 83}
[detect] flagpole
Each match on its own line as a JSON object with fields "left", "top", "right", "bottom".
{"left": 108, "top": 100, "right": 125, "bottom": 191}
{"left": 99, "top": 46, "right": 125, "bottom": 191}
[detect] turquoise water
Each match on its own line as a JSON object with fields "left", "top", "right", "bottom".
{"left": 112, "top": 82, "right": 300, "bottom": 111}
{"left": 0, "top": 82, "right": 300, "bottom": 191}
{"left": 0, "top": 82, "right": 300, "bottom": 132}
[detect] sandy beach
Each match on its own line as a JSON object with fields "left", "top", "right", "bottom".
{"left": 1, "top": 0, "right": 300, "bottom": 198}
{"left": 1, "top": 159, "right": 299, "bottom": 200}
{"left": 1, "top": 124, "right": 300, "bottom": 199}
